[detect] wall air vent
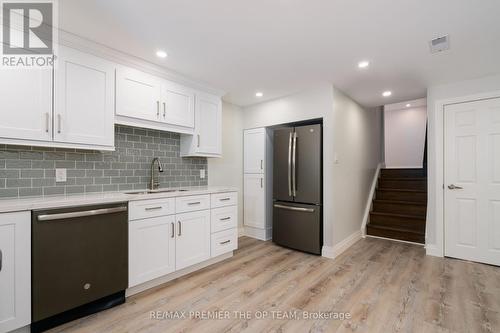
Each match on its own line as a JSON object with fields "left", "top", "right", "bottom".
{"left": 429, "top": 35, "right": 450, "bottom": 54}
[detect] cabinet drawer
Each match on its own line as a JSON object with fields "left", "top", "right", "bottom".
{"left": 211, "top": 228, "right": 238, "bottom": 257}
{"left": 211, "top": 192, "right": 238, "bottom": 208}
{"left": 129, "top": 198, "right": 175, "bottom": 220}
{"left": 175, "top": 195, "right": 210, "bottom": 213}
{"left": 211, "top": 206, "right": 237, "bottom": 233}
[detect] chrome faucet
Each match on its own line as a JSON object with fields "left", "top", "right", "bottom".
{"left": 149, "top": 157, "right": 164, "bottom": 190}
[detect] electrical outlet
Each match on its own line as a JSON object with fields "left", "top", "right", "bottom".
{"left": 55, "top": 168, "right": 67, "bottom": 182}
{"left": 200, "top": 169, "right": 206, "bottom": 179}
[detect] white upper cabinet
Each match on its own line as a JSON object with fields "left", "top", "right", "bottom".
{"left": 0, "top": 67, "right": 52, "bottom": 142}
{"left": 161, "top": 81, "right": 195, "bottom": 128}
{"left": 54, "top": 46, "right": 115, "bottom": 148}
{"left": 116, "top": 66, "right": 162, "bottom": 122}
{"left": 180, "top": 91, "right": 222, "bottom": 157}
{"left": 115, "top": 65, "right": 196, "bottom": 133}
{"left": 244, "top": 128, "right": 266, "bottom": 174}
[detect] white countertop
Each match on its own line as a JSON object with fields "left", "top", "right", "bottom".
{"left": 0, "top": 186, "right": 238, "bottom": 213}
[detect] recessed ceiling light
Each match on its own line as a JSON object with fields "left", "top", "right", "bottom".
{"left": 255, "top": 92, "right": 263, "bottom": 98}
{"left": 358, "top": 61, "right": 370, "bottom": 69}
{"left": 406, "top": 103, "right": 411, "bottom": 107}
{"left": 382, "top": 91, "right": 392, "bottom": 97}
{"left": 156, "top": 50, "right": 168, "bottom": 58}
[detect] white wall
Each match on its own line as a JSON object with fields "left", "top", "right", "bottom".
{"left": 208, "top": 102, "right": 244, "bottom": 227}
{"left": 426, "top": 73, "right": 500, "bottom": 255}
{"left": 331, "top": 88, "right": 383, "bottom": 245}
{"left": 242, "top": 83, "right": 383, "bottom": 249}
{"left": 384, "top": 99, "right": 427, "bottom": 168}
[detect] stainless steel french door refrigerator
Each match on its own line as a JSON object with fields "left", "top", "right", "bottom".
{"left": 272, "top": 123, "right": 322, "bottom": 254}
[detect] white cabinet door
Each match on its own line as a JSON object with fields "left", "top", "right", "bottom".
{"left": 244, "top": 128, "right": 266, "bottom": 174}
{"left": 54, "top": 46, "right": 115, "bottom": 147}
{"left": 244, "top": 174, "right": 266, "bottom": 229}
{"left": 0, "top": 67, "right": 52, "bottom": 142}
{"left": 116, "top": 66, "right": 162, "bottom": 122}
{"left": 175, "top": 210, "right": 211, "bottom": 270}
{"left": 195, "top": 92, "right": 222, "bottom": 155}
{"left": 129, "top": 215, "right": 176, "bottom": 287}
{"left": 0, "top": 212, "right": 30, "bottom": 333}
{"left": 161, "top": 81, "right": 195, "bottom": 128}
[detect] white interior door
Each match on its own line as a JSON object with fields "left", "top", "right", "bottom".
{"left": 244, "top": 128, "right": 265, "bottom": 174}
{"left": 243, "top": 174, "right": 265, "bottom": 228}
{"left": 444, "top": 97, "right": 500, "bottom": 266}
{"left": 54, "top": 46, "right": 115, "bottom": 147}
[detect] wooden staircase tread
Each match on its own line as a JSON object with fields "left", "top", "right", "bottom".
{"left": 370, "top": 211, "right": 426, "bottom": 220}
{"left": 377, "top": 188, "right": 427, "bottom": 193}
{"left": 367, "top": 224, "right": 425, "bottom": 235}
{"left": 373, "top": 199, "right": 427, "bottom": 206}
{"left": 379, "top": 177, "right": 427, "bottom": 181}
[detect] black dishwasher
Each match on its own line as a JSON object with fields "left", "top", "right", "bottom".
{"left": 31, "top": 203, "right": 128, "bottom": 332}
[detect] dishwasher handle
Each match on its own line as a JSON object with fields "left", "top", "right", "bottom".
{"left": 37, "top": 206, "right": 127, "bottom": 221}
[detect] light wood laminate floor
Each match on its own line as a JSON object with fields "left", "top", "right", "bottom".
{"left": 50, "top": 237, "right": 500, "bottom": 333}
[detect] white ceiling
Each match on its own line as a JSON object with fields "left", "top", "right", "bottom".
{"left": 59, "top": 0, "right": 500, "bottom": 107}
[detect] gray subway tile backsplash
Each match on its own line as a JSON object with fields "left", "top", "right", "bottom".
{"left": 0, "top": 125, "right": 208, "bottom": 198}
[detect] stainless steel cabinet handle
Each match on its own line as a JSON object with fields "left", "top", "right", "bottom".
{"left": 45, "top": 113, "right": 50, "bottom": 133}
{"left": 292, "top": 132, "right": 297, "bottom": 196}
{"left": 178, "top": 221, "right": 182, "bottom": 236}
{"left": 197, "top": 134, "right": 200, "bottom": 148}
{"left": 260, "top": 178, "right": 263, "bottom": 188}
{"left": 220, "top": 240, "right": 231, "bottom": 245}
{"left": 288, "top": 132, "right": 292, "bottom": 196}
{"left": 188, "top": 201, "right": 201, "bottom": 206}
{"left": 37, "top": 206, "right": 127, "bottom": 221}
{"left": 448, "top": 184, "right": 464, "bottom": 190}
{"left": 171, "top": 222, "right": 175, "bottom": 238}
{"left": 163, "top": 102, "right": 166, "bottom": 118}
{"left": 274, "top": 204, "right": 314, "bottom": 213}
{"left": 145, "top": 206, "right": 162, "bottom": 211}
{"left": 0, "top": 249, "right": 2, "bottom": 272}
{"left": 260, "top": 160, "right": 263, "bottom": 170}
{"left": 57, "top": 114, "right": 62, "bottom": 134}
{"left": 156, "top": 101, "right": 160, "bottom": 117}
{"left": 220, "top": 217, "right": 231, "bottom": 221}
{"left": 220, "top": 198, "right": 230, "bottom": 201}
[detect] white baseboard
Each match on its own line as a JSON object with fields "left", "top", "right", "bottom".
{"left": 126, "top": 252, "right": 233, "bottom": 297}
{"left": 238, "top": 227, "right": 245, "bottom": 237}
{"left": 361, "top": 163, "right": 382, "bottom": 236}
{"left": 322, "top": 230, "right": 362, "bottom": 259}
{"left": 366, "top": 234, "right": 424, "bottom": 246}
{"left": 243, "top": 226, "right": 272, "bottom": 241}
{"left": 425, "top": 244, "right": 444, "bottom": 257}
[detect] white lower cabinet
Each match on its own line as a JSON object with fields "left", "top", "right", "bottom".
{"left": 175, "top": 210, "right": 211, "bottom": 270}
{"left": 0, "top": 212, "right": 31, "bottom": 333}
{"left": 128, "top": 192, "right": 238, "bottom": 290}
{"left": 129, "top": 215, "right": 176, "bottom": 287}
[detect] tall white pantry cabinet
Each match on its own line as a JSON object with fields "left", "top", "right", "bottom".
{"left": 243, "top": 128, "right": 273, "bottom": 240}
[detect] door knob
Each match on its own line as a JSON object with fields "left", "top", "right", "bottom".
{"left": 448, "top": 184, "right": 463, "bottom": 190}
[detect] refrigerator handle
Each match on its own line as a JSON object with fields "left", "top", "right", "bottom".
{"left": 288, "top": 132, "right": 293, "bottom": 196}
{"left": 292, "top": 132, "right": 297, "bottom": 196}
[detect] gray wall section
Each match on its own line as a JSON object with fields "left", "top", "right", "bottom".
{"left": 0, "top": 125, "right": 208, "bottom": 198}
